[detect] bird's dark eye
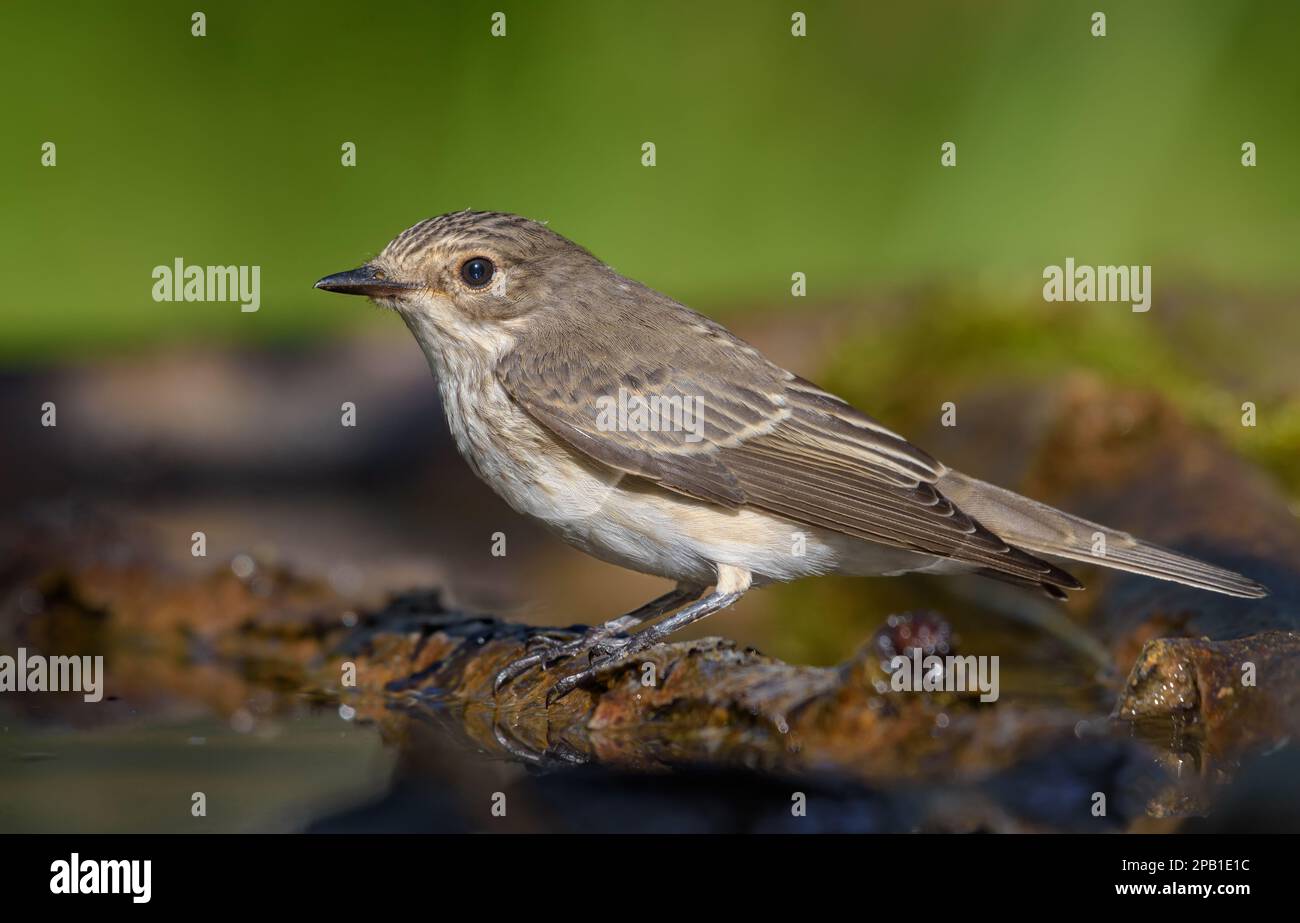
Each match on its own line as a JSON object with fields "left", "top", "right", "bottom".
{"left": 460, "top": 257, "right": 495, "bottom": 288}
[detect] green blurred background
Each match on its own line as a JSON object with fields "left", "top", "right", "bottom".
{"left": 3, "top": 0, "right": 1298, "bottom": 363}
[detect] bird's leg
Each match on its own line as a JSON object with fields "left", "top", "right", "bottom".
{"left": 493, "top": 583, "right": 704, "bottom": 693}
{"left": 547, "top": 588, "right": 745, "bottom": 702}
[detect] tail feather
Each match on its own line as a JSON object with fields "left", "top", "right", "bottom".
{"left": 938, "top": 472, "right": 1269, "bottom": 600}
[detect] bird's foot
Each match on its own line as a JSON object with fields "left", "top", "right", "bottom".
{"left": 493, "top": 620, "right": 634, "bottom": 694}
{"left": 542, "top": 588, "right": 743, "bottom": 702}
{"left": 545, "top": 635, "right": 648, "bottom": 704}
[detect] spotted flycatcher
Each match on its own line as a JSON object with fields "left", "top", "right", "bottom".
{"left": 316, "top": 211, "right": 1267, "bottom": 699}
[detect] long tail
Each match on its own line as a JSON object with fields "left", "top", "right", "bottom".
{"left": 938, "top": 471, "right": 1269, "bottom": 599}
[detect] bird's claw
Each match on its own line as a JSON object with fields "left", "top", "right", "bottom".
{"left": 493, "top": 650, "right": 548, "bottom": 693}
{"left": 544, "top": 637, "right": 639, "bottom": 704}
{"left": 494, "top": 625, "right": 632, "bottom": 695}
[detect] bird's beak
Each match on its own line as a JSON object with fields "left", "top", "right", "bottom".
{"left": 314, "top": 265, "right": 420, "bottom": 297}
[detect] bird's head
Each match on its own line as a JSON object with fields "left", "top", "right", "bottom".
{"left": 315, "top": 211, "right": 602, "bottom": 362}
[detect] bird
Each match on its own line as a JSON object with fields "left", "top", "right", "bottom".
{"left": 315, "top": 210, "right": 1269, "bottom": 700}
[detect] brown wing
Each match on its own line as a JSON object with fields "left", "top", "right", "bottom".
{"left": 498, "top": 309, "right": 1080, "bottom": 592}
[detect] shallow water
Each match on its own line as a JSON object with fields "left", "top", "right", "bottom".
{"left": 0, "top": 707, "right": 395, "bottom": 833}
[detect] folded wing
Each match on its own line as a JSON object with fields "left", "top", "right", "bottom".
{"left": 498, "top": 309, "right": 1081, "bottom": 594}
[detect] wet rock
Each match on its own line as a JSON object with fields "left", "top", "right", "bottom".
{"left": 1116, "top": 631, "right": 1300, "bottom": 775}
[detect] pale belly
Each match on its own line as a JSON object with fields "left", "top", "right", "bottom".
{"left": 470, "top": 429, "right": 945, "bottom": 587}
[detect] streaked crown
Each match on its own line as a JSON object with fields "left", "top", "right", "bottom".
{"left": 381, "top": 210, "right": 573, "bottom": 264}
